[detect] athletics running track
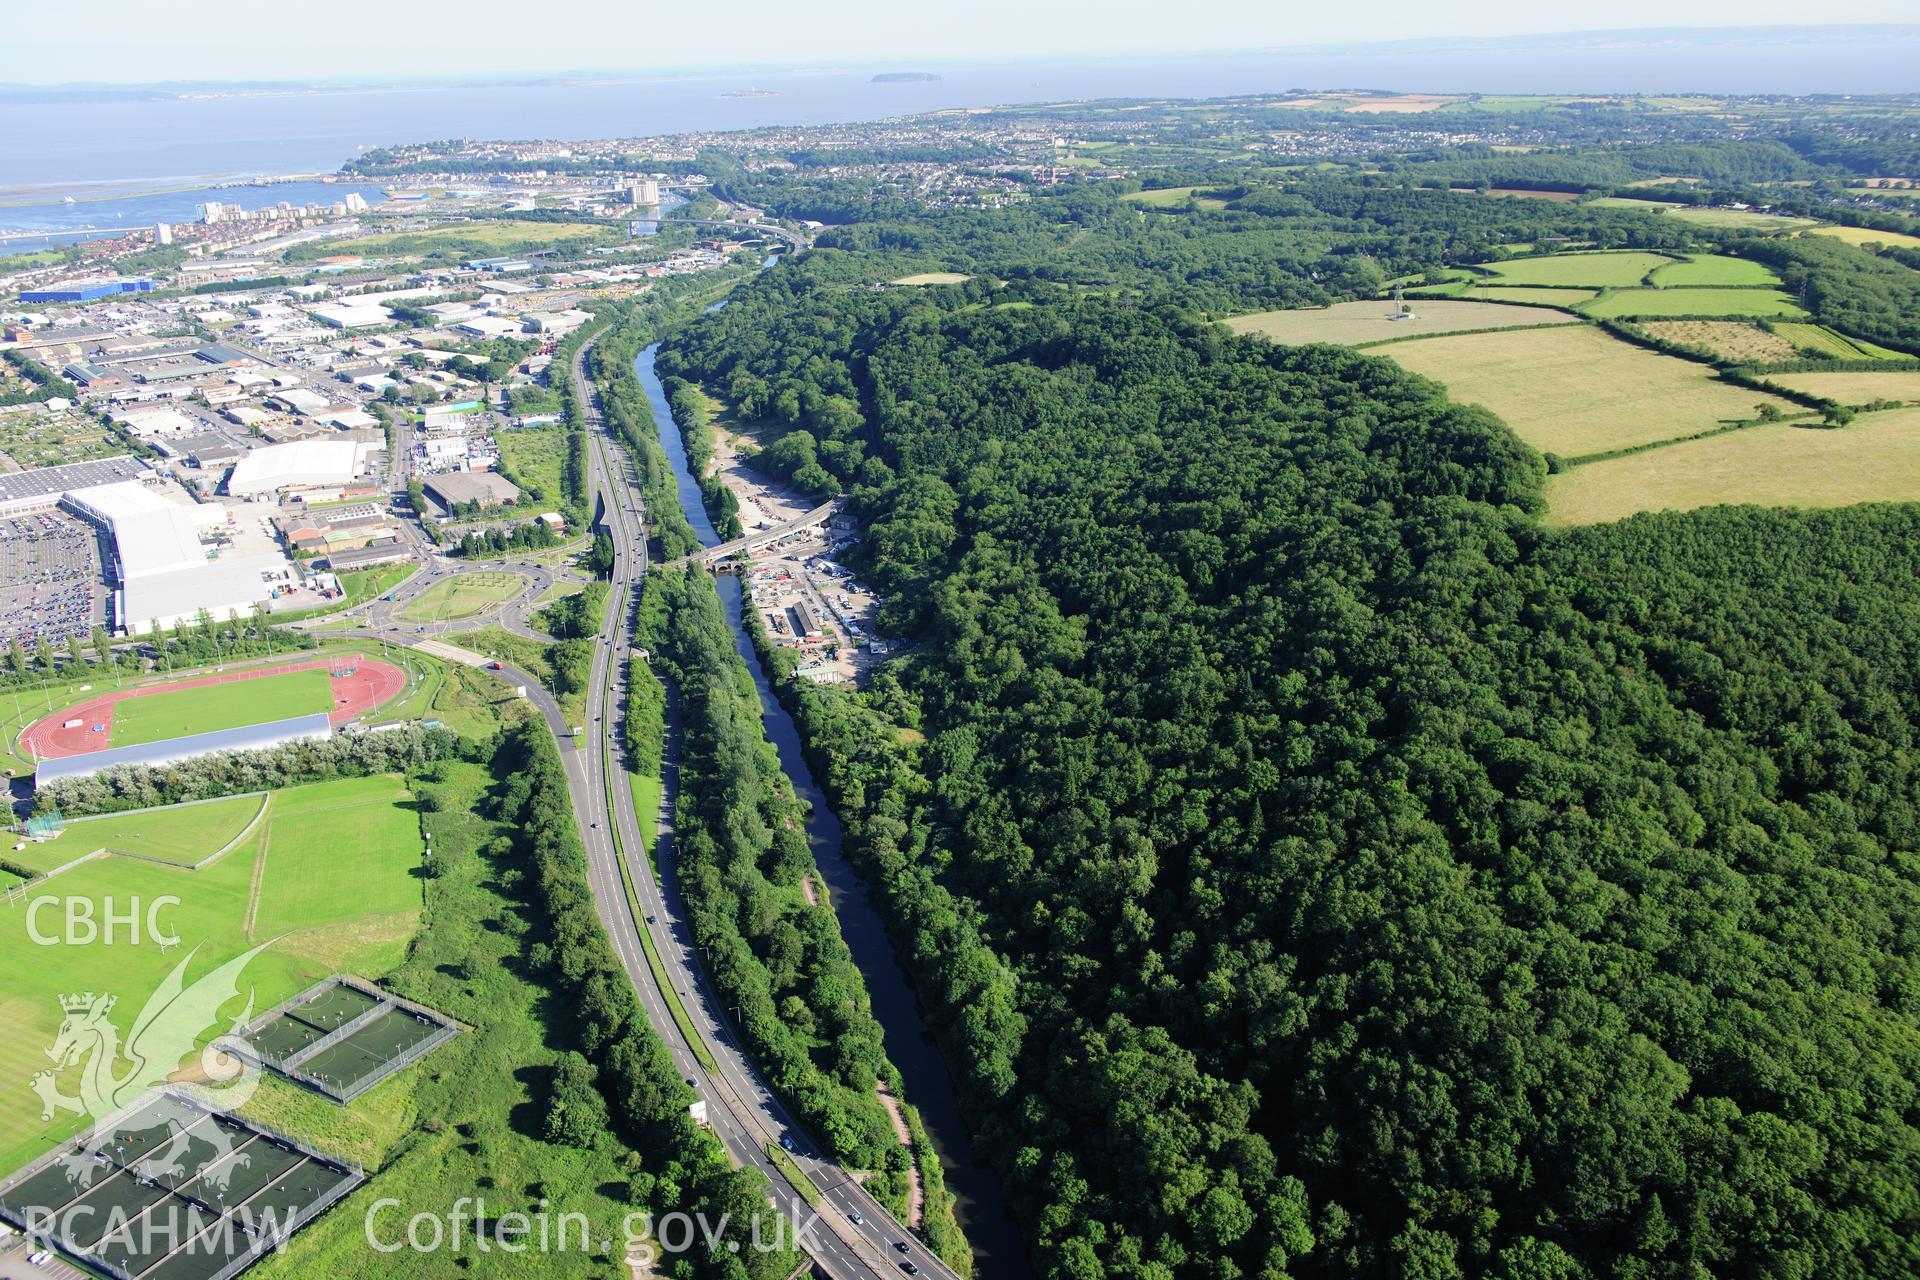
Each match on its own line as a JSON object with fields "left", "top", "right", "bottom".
{"left": 19, "top": 654, "right": 407, "bottom": 760}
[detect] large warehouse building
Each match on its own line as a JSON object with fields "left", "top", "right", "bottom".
{"left": 19, "top": 278, "right": 154, "bottom": 304}
{"left": 225, "top": 439, "right": 369, "bottom": 498}
{"left": 60, "top": 480, "right": 293, "bottom": 634}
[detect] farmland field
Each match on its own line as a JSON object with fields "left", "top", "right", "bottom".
{"left": 109, "top": 668, "right": 332, "bottom": 747}
{"left": 1545, "top": 406, "right": 1920, "bottom": 524}
{"left": 1647, "top": 254, "right": 1782, "bottom": 287}
{"left": 1807, "top": 224, "right": 1920, "bottom": 250}
{"left": 889, "top": 272, "right": 972, "bottom": 285}
{"left": 1587, "top": 196, "right": 1682, "bottom": 212}
{"left": 1460, "top": 286, "right": 1598, "bottom": 308}
{"left": 1479, "top": 251, "right": 1673, "bottom": 287}
{"left": 1762, "top": 371, "right": 1920, "bottom": 405}
{"left": 1663, "top": 207, "right": 1816, "bottom": 231}
{"left": 1225, "top": 298, "right": 1578, "bottom": 347}
{"left": 1772, "top": 323, "right": 1907, "bottom": 359}
{"left": 1383, "top": 325, "right": 1798, "bottom": 457}
{"left": 1121, "top": 187, "right": 1230, "bottom": 210}
{"left": 1579, "top": 288, "right": 1807, "bottom": 319}
{"left": 397, "top": 571, "right": 525, "bottom": 622}
{"left": 0, "top": 775, "right": 421, "bottom": 1172}
{"left": 1640, "top": 321, "right": 1800, "bottom": 363}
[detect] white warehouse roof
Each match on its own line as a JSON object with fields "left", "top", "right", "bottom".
{"left": 226, "top": 439, "right": 366, "bottom": 496}
{"left": 63, "top": 480, "right": 222, "bottom": 580}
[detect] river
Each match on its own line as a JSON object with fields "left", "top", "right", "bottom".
{"left": 634, "top": 343, "right": 1028, "bottom": 1276}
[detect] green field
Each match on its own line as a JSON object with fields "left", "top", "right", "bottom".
{"left": 1121, "top": 186, "right": 1230, "bottom": 210}
{"left": 1763, "top": 371, "right": 1920, "bottom": 405}
{"left": 1459, "top": 286, "right": 1598, "bottom": 308}
{"left": 1807, "top": 224, "right": 1920, "bottom": 250}
{"left": 1480, "top": 252, "right": 1674, "bottom": 288}
{"left": 58, "top": 793, "right": 267, "bottom": 866}
{"left": 495, "top": 423, "right": 569, "bottom": 507}
{"left": 1587, "top": 196, "right": 1682, "bottom": 212}
{"left": 397, "top": 571, "right": 525, "bottom": 622}
{"left": 1647, "top": 254, "right": 1783, "bottom": 287}
{"left": 1226, "top": 298, "right": 1578, "bottom": 347}
{"left": 1768, "top": 323, "right": 1905, "bottom": 360}
{"left": 1663, "top": 207, "right": 1816, "bottom": 231}
{"left": 1579, "top": 288, "right": 1807, "bottom": 319}
{"left": 253, "top": 775, "right": 423, "bottom": 940}
{"left": 108, "top": 668, "right": 332, "bottom": 747}
{"left": 290, "top": 218, "right": 615, "bottom": 262}
{"left": 0, "top": 775, "right": 421, "bottom": 1172}
{"left": 1383, "top": 325, "right": 1798, "bottom": 458}
{"left": 1545, "top": 406, "right": 1920, "bottom": 524}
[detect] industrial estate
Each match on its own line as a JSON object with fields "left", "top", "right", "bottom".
{"left": 1, "top": 42, "right": 1919, "bottom": 1280}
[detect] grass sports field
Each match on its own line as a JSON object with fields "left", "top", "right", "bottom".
{"left": 1479, "top": 251, "right": 1673, "bottom": 288}
{"left": 57, "top": 792, "right": 266, "bottom": 866}
{"left": 1762, "top": 371, "right": 1920, "bottom": 405}
{"left": 1545, "top": 406, "right": 1920, "bottom": 524}
{"left": 109, "top": 668, "right": 331, "bottom": 747}
{"left": 397, "top": 571, "right": 526, "bottom": 622}
{"left": 1226, "top": 298, "right": 1577, "bottom": 346}
{"left": 1647, "top": 254, "right": 1782, "bottom": 287}
{"left": 1579, "top": 288, "right": 1807, "bottom": 318}
{"left": 1640, "top": 321, "right": 1800, "bottom": 362}
{"left": 889, "top": 272, "right": 972, "bottom": 285}
{"left": 1808, "top": 224, "right": 1920, "bottom": 250}
{"left": 1771, "top": 323, "right": 1907, "bottom": 360}
{"left": 0, "top": 774, "right": 421, "bottom": 1172}
{"left": 1383, "top": 325, "right": 1799, "bottom": 457}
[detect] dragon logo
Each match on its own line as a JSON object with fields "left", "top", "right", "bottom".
{"left": 30, "top": 944, "right": 270, "bottom": 1193}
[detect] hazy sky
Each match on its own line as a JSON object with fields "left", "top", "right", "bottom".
{"left": 2, "top": 2, "right": 1909, "bottom": 84}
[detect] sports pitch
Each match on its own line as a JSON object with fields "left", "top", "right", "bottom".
{"left": 59, "top": 793, "right": 267, "bottom": 867}
{"left": 1383, "top": 325, "right": 1799, "bottom": 458}
{"left": 109, "top": 670, "right": 332, "bottom": 748}
{"left": 0, "top": 775, "right": 424, "bottom": 1172}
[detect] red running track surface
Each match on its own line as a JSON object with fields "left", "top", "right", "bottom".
{"left": 20, "top": 654, "right": 409, "bottom": 760}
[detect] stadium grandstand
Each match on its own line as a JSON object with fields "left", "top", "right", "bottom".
{"left": 32, "top": 712, "right": 334, "bottom": 786}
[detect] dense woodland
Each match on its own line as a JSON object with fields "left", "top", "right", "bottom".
{"left": 655, "top": 164, "right": 1920, "bottom": 1276}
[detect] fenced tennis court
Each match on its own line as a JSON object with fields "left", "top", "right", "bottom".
{"left": 237, "top": 976, "right": 458, "bottom": 1103}
{"left": 0, "top": 1092, "right": 362, "bottom": 1280}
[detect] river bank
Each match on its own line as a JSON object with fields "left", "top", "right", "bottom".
{"left": 636, "top": 341, "right": 1028, "bottom": 1277}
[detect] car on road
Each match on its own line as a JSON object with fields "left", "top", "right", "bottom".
{"left": 780, "top": 1136, "right": 795, "bottom": 1152}
{"left": 894, "top": 1242, "right": 911, "bottom": 1254}
{"left": 590, "top": 821, "right": 599, "bottom": 829}
{"left": 848, "top": 1211, "right": 863, "bottom": 1226}
{"left": 900, "top": 1263, "right": 918, "bottom": 1275}
{"left": 647, "top": 915, "right": 656, "bottom": 924}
